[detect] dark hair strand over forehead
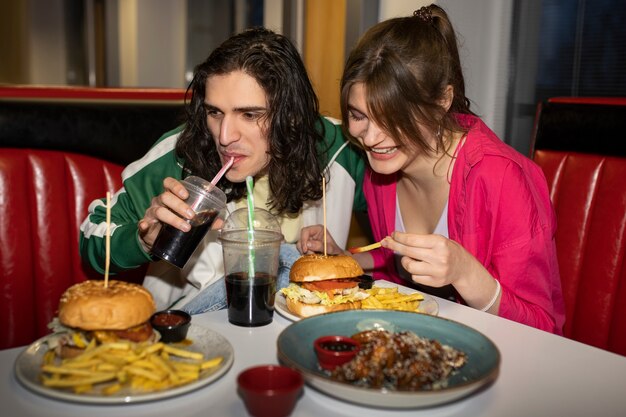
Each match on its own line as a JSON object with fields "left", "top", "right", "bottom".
{"left": 340, "top": 4, "right": 476, "bottom": 155}
{"left": 176, "top": 27, "right": 325, "bottom": 214}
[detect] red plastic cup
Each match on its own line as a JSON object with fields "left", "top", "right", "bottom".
{"left": 237, "top": 365, "right": 304, "bottom": 417}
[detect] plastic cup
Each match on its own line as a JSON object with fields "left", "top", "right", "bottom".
{"left": 219, "top": 208, "right": 283, "bottom": 327}
{"left": 151, "top": 176, "right": 227, "bottom": 268}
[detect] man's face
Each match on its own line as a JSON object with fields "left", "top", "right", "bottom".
{"left": 205, "top": 70, "right": 270, "bottom": 183}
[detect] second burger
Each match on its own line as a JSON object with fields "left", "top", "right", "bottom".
{"left": 280, "top": 254, "right": 370, "bottom": 318}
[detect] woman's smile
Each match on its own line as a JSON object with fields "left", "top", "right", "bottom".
{"left": 368, "top": 146, "right": 400, "bottom": 160}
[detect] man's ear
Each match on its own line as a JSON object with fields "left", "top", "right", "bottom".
{"left": 440, "top": 85, "right": 454, "bottom": 112}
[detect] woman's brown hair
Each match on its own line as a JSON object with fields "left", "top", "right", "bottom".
{"left": 340, "top": 4, "right": 476, "bottom": 155}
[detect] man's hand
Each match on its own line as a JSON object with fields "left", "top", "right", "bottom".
{"left": 296, "top": 225, "right": 344, "bottom": 255}
{"left": 138, "top": 177, "right": 195, "bottom": 248}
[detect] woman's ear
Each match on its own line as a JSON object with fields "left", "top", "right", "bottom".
{"left": 440, "top": 85, "right": 454, "bottom": 112}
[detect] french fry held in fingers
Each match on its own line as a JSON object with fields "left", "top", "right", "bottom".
{"left": 40, "top": 340, "right": 223, "bottom": 394}
{"left": 348, "top": 241, "right": 382, "bottom": 254}
{"left": 361, "top": 286, "right": 425, "bottom": 312}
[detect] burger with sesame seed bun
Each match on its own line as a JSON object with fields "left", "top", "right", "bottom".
{"left": 280, "top": 254, "right": 370, "bottom": 318}
{"left": 48, "top": 280, "right": 157, "bottom": 358}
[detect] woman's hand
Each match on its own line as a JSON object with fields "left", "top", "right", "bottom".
{"left": 382, "top": 232, "right": 476, "bottom": 287}
{"left": 296, "top": 225, "right": 345, "bottom": 255}
{"left": 138, "top": 177, "right": 195, "bottom": 248}
{"left": 382, "top": 231, "right": 499, "bottom": 311}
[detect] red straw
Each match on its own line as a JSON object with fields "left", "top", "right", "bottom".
{"left": 210, "top": 156, "right": 235, "bottom": 186}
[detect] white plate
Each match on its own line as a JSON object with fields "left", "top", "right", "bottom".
{"left": 14, "top": 324, "right": 234, "bottom": 404}
{"left": 275, "top": 281, "right": 439, "bottom": 321}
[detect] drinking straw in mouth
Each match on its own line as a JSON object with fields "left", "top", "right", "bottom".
{"left": 210, "top": 156, "right": 235, "bottom": 187}
{"left": 245, "top": 176, "right": 255, "bottom": 278}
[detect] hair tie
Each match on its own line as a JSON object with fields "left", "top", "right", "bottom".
{"left": 413, "top": 6, "right": 433, "bottom": 23}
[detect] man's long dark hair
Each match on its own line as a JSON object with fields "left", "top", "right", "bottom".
{"left": 176, "top": 27, "right": 324, "bottom": 214}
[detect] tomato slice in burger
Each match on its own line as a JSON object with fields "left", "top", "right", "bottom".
{"left": 113, "top": 322, "right": 154, "bottom": 342}
{"left": 301, "top": 279, "right": 358, "bottom": 293}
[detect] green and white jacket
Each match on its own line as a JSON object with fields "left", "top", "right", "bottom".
{"left": 79, "top": 117, "right": 366, "bottom": 309}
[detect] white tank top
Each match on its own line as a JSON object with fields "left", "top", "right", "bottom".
{"left": 394, "top": 194, "right": 448, "bottom": 282}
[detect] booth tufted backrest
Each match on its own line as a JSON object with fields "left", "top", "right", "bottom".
{"left": 0, "top": 149, "right": 149, "bottom": 349}
{"left": 531, "top": 97, "right": 626, "bottom": 356}
{"left": 0, "top": 85, "right": 187, "bottom": 349}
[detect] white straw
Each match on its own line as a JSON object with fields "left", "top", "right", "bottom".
{"left": 210, "top": 156, "right": 235, "bottom": 186}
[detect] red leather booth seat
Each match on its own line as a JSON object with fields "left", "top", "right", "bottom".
{"left": 531, "top": 97, "right": 626, "bottom": 356}
{"left": 0, "top": 85, "right": 187, "bottom": 349}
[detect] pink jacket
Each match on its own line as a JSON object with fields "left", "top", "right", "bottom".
{"left": 364, "top": 115, "right": 565, "bottom": 334}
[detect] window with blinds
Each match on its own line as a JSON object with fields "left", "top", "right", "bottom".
{"left": 505, "top": 0, "right": 626, "bottom": 155}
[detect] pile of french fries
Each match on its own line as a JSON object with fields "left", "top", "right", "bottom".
{"left": 361, "top": 286, "right": 424, "bottom": 312}
{"left": 41, "top": 340, "right": 223, "bottom": 395}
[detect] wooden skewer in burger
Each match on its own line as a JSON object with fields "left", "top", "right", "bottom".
{"left": 48, "top": 192, "right": 157, "bottom": 358}
{"left": 280, "top": 177, "right": 370, "bottom": 318}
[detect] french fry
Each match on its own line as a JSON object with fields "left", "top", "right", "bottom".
{"left": 162, "top": 344, "right": 204, "bottom": 360}
{"left": 200, "top": 357, "right": 223, "bottom": 370}
{"left": 176, "top": 371, "right": 200, "bottom": 380}
{"left": 42, "top": 372, "right": 117, "bottom": 387}
{"left": 170, "top": 362, "right": 201, "bottom": 372}
{"left": 73, "top": 384, "right": 93, "bottom": 394}
{"left": 142, "top": 342, "right": 165, "bottom": 355}
{"left": 42, "top": 365, "right": 98, "bottom": 376}
{"left": 124, "top": 365, "right": 164, "bottom": 382}
{"left": 102, "top": 383, "right": 122, "bottom": 395}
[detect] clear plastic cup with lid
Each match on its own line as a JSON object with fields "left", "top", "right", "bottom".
{"left": 151, "top": 176, "right": 227, "bottom": 268}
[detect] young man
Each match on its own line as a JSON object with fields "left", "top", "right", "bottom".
{"left": 79, "top": 28, "right": 365, "bottom": 312}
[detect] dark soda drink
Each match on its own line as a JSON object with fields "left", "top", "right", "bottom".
{"left": 226, "top": 272, "right": 276, "bottom": 326}
{"left": 151, "top": 209, "right": 218, "bottom": 268}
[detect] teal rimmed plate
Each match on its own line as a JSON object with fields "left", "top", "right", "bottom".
{"left": 276, "top": 310, "right": 499, "bottom": 409}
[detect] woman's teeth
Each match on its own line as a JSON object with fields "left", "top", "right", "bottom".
{"left": 370, "top": 147, "right": 397, "bottom": 155}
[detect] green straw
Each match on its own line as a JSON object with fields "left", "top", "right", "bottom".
{"left": 245, "top": 176, "right": 255, "bottom": 278}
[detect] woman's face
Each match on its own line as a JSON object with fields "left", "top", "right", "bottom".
{"left": 205, "top": 70, "right": 270, "bottom": 183}
{"left": 346, "top": 83, "right": 410, "bottom": 175}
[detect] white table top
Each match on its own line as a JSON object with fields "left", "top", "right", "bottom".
{"left": 2, "top": 292, "right": 626, "bottom": 417}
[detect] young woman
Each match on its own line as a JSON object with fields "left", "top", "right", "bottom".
{"left": 298, "top": 5, "right": 565, "bottom": 334}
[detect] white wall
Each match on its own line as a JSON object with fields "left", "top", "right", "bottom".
{"left": 264, "top": 0, "right": 283, "bottom": 33}
{"left": 29, "top": 0, "right": 66, "bottom": 84}
{"left": 119, "top": 0, "right": 187, "bottom": 88}
{"left": 379, "top": 0, "right": 430, "bottom": 18}
{"left": 440, "top": 0, "right": 513, "bottom": 137}
{"left": 117, "top": 0, "right": 288, "bottom": 88}
{"left": 378, "top": 0, "right": 513, "bottom": 138}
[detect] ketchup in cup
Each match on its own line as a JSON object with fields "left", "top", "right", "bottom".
{"left": 150, "top": 310, "right": 191, "bottom": 343}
